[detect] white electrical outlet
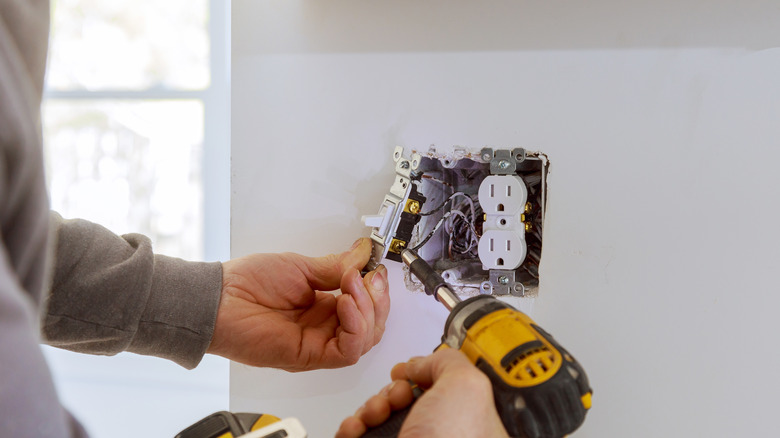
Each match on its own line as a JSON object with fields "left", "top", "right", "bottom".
{"left": 393, "top": 146, "right": 547, "bottom": 297}
{"left": 477, "top": 175, "right": 528, "bottom": 270}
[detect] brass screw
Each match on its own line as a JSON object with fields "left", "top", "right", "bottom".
{"left": 389, "top": 240, "right": 406, "bottom": 253}
{"left": 524, "top": 202, "right": 533, "bottom": 213}
{"left": 407, "top": 200, "right": 420, "bottom": 214}
{"left": 525, "top": 222, "right": 533, "bottom": 232}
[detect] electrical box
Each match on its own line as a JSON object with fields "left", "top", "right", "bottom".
{"left": 365, "top": 146, "right": 548, "bottom": 297}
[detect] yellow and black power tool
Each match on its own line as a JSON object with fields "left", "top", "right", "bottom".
{"left": 175, "top": 411, "right": 306, "bottom": 438}
{"left": 364, "top": 249, "right": 592, "bottom": 438}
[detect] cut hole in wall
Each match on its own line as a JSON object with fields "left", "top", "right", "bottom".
{"left": 403, "top": 147, "right": 548, "bottom": 297}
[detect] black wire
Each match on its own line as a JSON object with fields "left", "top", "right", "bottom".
{"left": 411, "top": 212, "right": 453, "bottom": 250}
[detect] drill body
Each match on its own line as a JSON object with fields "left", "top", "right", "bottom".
{"left": 440, "top": 295, "right": 591, "bottom": 438}
{"left": 401, "top": 249, "right": 591, "bottom": 438}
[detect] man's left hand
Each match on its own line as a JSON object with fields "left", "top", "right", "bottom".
{"left": 207, "top": 238, "right": 389, "bottom": 371}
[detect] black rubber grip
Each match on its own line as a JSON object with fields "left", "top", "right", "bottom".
{"left": 361, "top": 405, "right": 412, "bottom": 438}
{"left": 409, "top": 258, "right": 447, "bottom": 298}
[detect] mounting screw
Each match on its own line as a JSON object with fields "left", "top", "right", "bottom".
{"left": 498, "top": 275, "right": 509, "bottom": 285}
{"left": 498, "top": 159, "right": 511, "bottom": 170}
{"left": 482, "top": 152, "right": 492, "bottom": 161}
{"left": 400, "top": 160, "right": 410, "bottom": 169}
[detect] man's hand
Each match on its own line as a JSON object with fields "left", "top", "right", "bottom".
{"left": 336, "top": 349, "right": 509, "bottom": 438}
{"left": 207, "top": 238, "right": 389, "bottom": 371}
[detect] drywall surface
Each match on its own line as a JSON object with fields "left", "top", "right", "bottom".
{"left": 231, "top": 1, "right": 780, "bottom": 436}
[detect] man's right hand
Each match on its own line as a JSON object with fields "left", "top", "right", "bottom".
{"left": 335, "top": 349, "right": 510, "bottom": 438}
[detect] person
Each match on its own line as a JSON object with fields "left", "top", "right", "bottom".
{"left": 1, "top": 2, "right": 389, "bottom": 436}
{"left": 0, "top": 1, "right": 504, "bottom": 437}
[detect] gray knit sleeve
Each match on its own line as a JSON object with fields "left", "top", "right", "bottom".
{"left": 42, "top": 213, "right": 223, "bottom": 369}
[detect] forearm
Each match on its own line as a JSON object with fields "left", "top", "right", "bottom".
{"left": 43, "top": 212, "right": 223, "bottom": 369}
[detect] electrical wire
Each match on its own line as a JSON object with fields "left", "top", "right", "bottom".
{"left": 421, "top": 174, "right": 454, "bottom": 190}
{"left": 445, "top": 196, "right": 479, "bottom": 255}
{"left": 420, "top": 192, "right": 472, "bottom": 216}
{"left": 410, "top": 210, "right": 480, "bottom": 251}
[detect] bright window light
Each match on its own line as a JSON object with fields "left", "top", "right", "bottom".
{"left": 41, "top": 1, "right": 229, "bottom": 437}
{"left": 47, "top": 0, "right": 209, "bottom": 90}
{"left": 43, "top": 100, "right": 205, "bottom": 260}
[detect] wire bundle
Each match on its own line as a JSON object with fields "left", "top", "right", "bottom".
{"left": 411, "top": 190, "right": 481, "bottom": 258}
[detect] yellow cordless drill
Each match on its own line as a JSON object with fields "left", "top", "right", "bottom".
{"left": 364, "top": 249, "right": 592, "bottom": 438}
{"left": 175, "top": 412, "right": 306, "bottom": 438}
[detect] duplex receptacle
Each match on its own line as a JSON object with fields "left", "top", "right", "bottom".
{"left": 402, "top": 146, "right": 547, "bottom": 297}
{"left": 478, "top": 175, "right": 528, "bottom": 270}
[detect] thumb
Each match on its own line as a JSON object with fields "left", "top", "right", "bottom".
{"left": 300, "top": 237, "right": 372, "bottom": 291}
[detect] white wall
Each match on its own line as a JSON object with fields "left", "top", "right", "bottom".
{"left": 231, "top": 1, "right": 780, "bottom": 436}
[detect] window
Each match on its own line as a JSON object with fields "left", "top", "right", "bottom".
{"left": 41, "top": 1, "right": 230, "bottom": 436}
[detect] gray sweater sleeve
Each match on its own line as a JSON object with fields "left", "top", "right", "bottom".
{"left": 42, "top": 213, "right": 223, "bottom": 369}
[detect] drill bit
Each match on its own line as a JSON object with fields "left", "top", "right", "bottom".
{"left": 401, "top": 249, "right": 461, "bottom": 311}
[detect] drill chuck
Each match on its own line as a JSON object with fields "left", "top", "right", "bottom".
{"left": 401, "top": 249, "right": 461, "bottom": 311}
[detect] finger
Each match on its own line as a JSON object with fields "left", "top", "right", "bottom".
{"left": 390, "top": 362, "right": 408, "bottom": 381}
{"left": 335, "top": 380, "right": 415, "bottom": 438}
{"left": 361, "top": 394, "right": 393, "bottom": 427}
{"left": 334, "top": 387, "right": 394, "bottom": 438}
{"left": 363, "top": 264, "right": 390, "bottom": 345}
{"left": 405, "top": 349, "right": 473, "bottom": 388}
{"left": 389, "top": 356, "right": 423, "bottom": 381}
{"left": 341, "top": 268, "right": 375, "bottom": 353}
{"left": 328, "top": 293, "right": 366, "bottom": 366}
{"left": 335, "top": 416, "right": 366, "bottom": 438}
{"left": 299, "top": 238, "right": 372, "bottom": 291}
{"left": 385, "top": 380, "right": 415, "bottom": 411}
